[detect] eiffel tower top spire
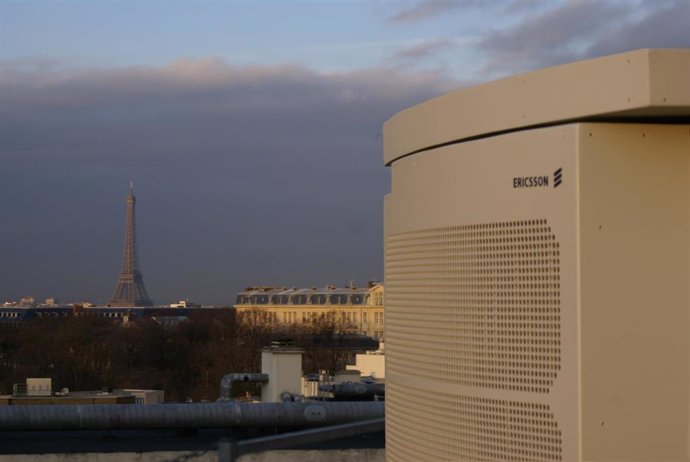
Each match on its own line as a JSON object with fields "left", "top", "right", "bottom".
{"left": 108, "top": 184, "right": 153, "bottom": 307}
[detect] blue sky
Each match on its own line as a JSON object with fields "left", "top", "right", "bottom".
{"left": 4, "top": 0, "right": 686, "bottom": 79}
{"left": 0, "top": 0, "right": 578, "bottom": 78}
{"left": 1, "top": 0, "right": 688, "bottom": 305}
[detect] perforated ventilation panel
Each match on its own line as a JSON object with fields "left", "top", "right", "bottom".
{"left": 387, "top": 382, "right": 562, "bottom": 461}
{"left": 386, "top": 219, "right": 561, "bottom": 393}
{"left": 386, "top": 219, "right": 563, "bottom": 460}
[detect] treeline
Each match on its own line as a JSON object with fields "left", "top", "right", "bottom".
{"left": 0, "top": 310, "right": 363, "bottom": 402}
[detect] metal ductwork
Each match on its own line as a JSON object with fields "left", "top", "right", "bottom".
{"left": 280, "top": 391, "right": 303, "bottom": 402}
{"left": 218, "top": 373, "right": 269, "bottom": 401}
{"left": 319, "top": 382, "right": 385, "bottom": 399}
{"left": 0, "top": 401, "right": 384, "bottom": 431}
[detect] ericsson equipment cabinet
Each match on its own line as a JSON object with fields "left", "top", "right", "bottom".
{"left": 383, "top": 49, "right": 690, "bottom": 461}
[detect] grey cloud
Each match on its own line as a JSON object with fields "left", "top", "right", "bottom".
{"left": 502, "top": 0, "right": 552, "bottom": 14}
{"left": 478, "top": 0, "right": 689, "bottom": 78}
{"left": 479, "top": 0, "right": 631, "bottom": 76}
{"left": 584, "top": 0, "right": 690, "bottom": 57}
{"left": 388, "top": 0, "right": 516, "bottom": 23}
{"left": 394, "top": 38, "right": 455, "bottom": 60}
{"left": 0, "top": 59, "right": 456, "bottom": 305}
{"left": 388, "top": 0, "right": 465, "bottom": 23}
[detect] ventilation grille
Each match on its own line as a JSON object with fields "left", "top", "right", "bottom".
{"left": 386, "top": 219, "right": 561, "bottom": 393}
{"left": 387, "top": 382, "right": 562, "bottom": 461}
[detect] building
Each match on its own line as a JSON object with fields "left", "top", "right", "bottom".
{"left": 383, "top": 49, "right": 690, "bottom": 461}
{"left": 18, "top": 296, "right": 35, "bottom": 307}
{"left": 2, "top": 378, "right": 164, "bottom": 406}
{"left": 0, "top": 393, "right": 136, "bottom": 406}
{"left": 108, "top": 184, "right": 154, "bottom": 307}
{"left": 0, "top": 306, "right": 232, "bottom": 328}
{"left": 115, "top": 389, "right": 165, "bottom": 404}
{"left": 168, "top": 299, "right": 200, "bottom": 308}
{"left": 346, "top": 341, "right": 385, "bottom": 382}
{"left": 234, "top": 283, "right": 384, "bottom": 339}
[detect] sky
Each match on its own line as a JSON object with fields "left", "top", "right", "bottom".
{"left": 1, "top": 0, "right": 688, "bottom": 306}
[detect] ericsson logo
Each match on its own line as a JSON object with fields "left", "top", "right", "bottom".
{"left": 554, "top": 168, "right": 563, "bottom": 188}
{"left": 513, "top": 168, "right": 563, "bottom": 189}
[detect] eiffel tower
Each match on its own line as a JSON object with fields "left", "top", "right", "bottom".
{"left": 108, "top": 183, "right": 153, "bottom": 307}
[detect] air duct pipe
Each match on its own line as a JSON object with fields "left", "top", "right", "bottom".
{"left": 280, "top": 391, "right": 303, "bottom": 402}
{"left": 319, "top": 382, "right": 385, "bottom": 399}
{"left": 218, "top": 373, "right": 269, "bottom": 401}
{"left": 0, "top": 401, "right": 384, "bottom": 431}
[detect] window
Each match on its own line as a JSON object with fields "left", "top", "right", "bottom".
{"left": 310, "top": 294, "right": 326, "bottom": 305}
{"left": 351, "top": 295, "right": 363, "bottom": 305}
{"left": 250, "top": 295, "right": 269, "bottom": 304}
{"left": 329, "top": 294, "right": 348, "bottom": 305}
{"left": 271, "top": 295, "right": 290, "bottom": 305}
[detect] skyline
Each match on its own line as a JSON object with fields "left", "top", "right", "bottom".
{"left": 1, "top": 0, "right": 689, "bottom": 304}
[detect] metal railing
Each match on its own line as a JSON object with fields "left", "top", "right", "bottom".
{"left": 217, "top": 417, "right": 385, "bottom": 462}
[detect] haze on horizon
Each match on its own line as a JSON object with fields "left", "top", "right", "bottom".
{"left": 1, "top": 0, "right": 688, "bottom": 305}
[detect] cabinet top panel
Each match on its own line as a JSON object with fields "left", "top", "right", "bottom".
{"left": 384, "top": 49, "right": 690, "bottom": 165}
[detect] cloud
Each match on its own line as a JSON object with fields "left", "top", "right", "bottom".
{"left": 477, "top": 0, "right": 690, "bottom": 77}
{"left": 502, "top": 0, "right": 552, "bottom": 14}
{"left": 394, "top": 38, "right": 456, "bottom": 60}
{"left": 387, "top": 0, "right": 524, "bottom": 23}
{"left": 0, "top": 59, "right": 456, "bottom": 304}
{"left": 479, "top": 0, "right": 630, "bottom": 75}
{"left": 388, "top": 0, "right": 464, "bottom": 23}
{"left": 584, "top": 0, "right": 690, "bottom": 57}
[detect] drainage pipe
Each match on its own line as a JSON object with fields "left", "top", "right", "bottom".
{"left": 218, "top": 373, "right": 269, "bottom": 401}
{"left": 0, "top": 401, "right": 384, "bottom": 431}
